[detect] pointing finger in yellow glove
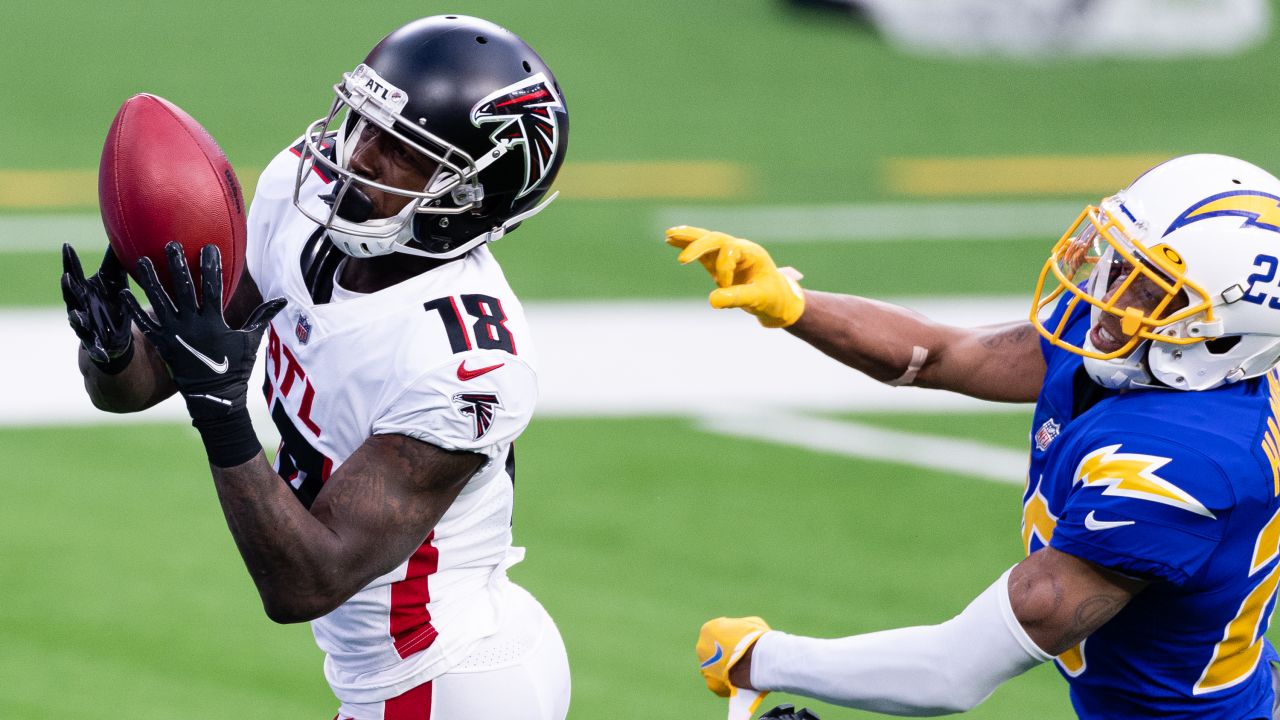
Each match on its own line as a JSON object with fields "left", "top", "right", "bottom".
{"left": 666, "top": 225, "right": 806, "bottom": 328}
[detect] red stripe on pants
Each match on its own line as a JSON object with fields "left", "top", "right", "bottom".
{"left": 385, "top": 681, "right": 433, "bottom": 720}
{"left": 389, "top": 532, "right": 439, "bottom": 658}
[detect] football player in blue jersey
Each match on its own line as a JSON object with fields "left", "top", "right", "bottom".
{"left": 670, "top": 153, "right": 1280, "bottom": 718}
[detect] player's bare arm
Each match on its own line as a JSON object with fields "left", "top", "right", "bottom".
{"left": 667, "top": 226, "right": 1045, "bottom": 402}
{"left": 211, "top": 432, "right": 481, "bottom": 622}
{"left": 790, "top": 291, "right": 1045, "bottom": 401}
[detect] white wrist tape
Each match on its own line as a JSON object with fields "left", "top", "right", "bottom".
{"left": 750, "top": 568, "right": 1051, "bottom": 716}
{"left": 886, "top": 346, "right": 929, "bottom": 386}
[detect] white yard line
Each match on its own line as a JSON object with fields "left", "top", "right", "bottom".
{"left": 2, "top": 299, "right": 1033, "bottom": 471}
{"left": 0, "top": 215, "right": 108, "bottom": 253}
{"left": 2, "top": 297, "right": 1033, "bottom": 424}
{"left": 655, "top": 200, "right": 1084, "bottom": 242}
{"left": 521, "top": 297, "right": 1030, "bottom": 416}
{"left": 698, "top": 410, "right": 1028, "bottom": 485}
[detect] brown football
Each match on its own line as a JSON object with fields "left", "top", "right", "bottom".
{"left": 98, "top": 93, "right": 246, "bottom": 308}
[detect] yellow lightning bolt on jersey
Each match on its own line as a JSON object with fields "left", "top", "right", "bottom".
{"left": 1074, "top": 444, "right": 1216, "bottom": 519}
{"left": 1022, "top": 481, "right": 1058, "bottom": 555}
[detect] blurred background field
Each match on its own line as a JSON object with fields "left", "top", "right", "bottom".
{"left": 5, "top": 1, "right": 1280, "bottom": 718}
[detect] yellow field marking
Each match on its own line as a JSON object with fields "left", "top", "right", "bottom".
{"left": 0, "top": 161, "right": 752, "bottom": 209}
{"left": 885, "top": 154, "right": 1172, "bottom": 197}
{"left": 0, "top": 170, "right": 100, "bottom": 209}
{"left": 553, "top": 161, "right": 751, "bottom": 199}
{"left": 1, "top": 156, "right": 1170, "bottom": 206}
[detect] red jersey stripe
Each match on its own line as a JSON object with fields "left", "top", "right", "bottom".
{"left": 390, "top": 532, "right": 439, "bottom": 659}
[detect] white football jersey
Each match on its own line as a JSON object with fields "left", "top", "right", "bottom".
{"left": 245, "top": 139, "right": 539, "bottom": 703}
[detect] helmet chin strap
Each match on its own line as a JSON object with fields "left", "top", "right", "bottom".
{"left": 324, "top": 199, "right": 419, "bottom": 258}
{"left": 327, "top": 187, "right": 559, "bottom": 261}
{"left": 1081, "top": 337, "right": 1158, "bottom": 390}
{"left": 388, "top": 191, "right": 561, "bottom": 260}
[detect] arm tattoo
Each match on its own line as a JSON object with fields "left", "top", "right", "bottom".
{"left": 979, "top": 323, "right": 1036, "bottom": 350}
{"left": 1062, "top": 593, "right": 1128, "bottom": 649}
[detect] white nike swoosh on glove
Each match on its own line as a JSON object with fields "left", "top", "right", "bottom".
{"left": 175, "top": 335, "right": 229, "bottom": 374}
{"left": 187, "top": 393, "right": 233, "bottom": 407}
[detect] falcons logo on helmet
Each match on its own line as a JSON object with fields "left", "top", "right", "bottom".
{"left": 471, "top": 73, "right": 564, "bottom": 200}
{"left": 453, "top": 392, "right": 503, "bottom": 440}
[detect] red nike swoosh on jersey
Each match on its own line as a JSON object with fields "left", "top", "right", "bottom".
{"left": 457, "top": 361, "right": 505, "bottom": 381}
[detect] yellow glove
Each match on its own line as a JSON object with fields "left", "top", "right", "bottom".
{"left": 666, "top": 226, "right": 806, "bottom": 328}
{"left": 697, "top": 615, "right": 771, "bottom": 703}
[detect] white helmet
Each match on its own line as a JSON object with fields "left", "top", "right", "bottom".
{"left": 1031, "top": 153, "right": 1280, "bottom": 391}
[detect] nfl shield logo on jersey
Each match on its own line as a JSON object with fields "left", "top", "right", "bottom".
{"left": 453, "top": 392, "right": 502, "bottom": 440}
{"left": 1035, "top": 418, "right": 1061, "bottom": 452}
{"left": 295, "top": 314, "right": 312, "bottom": 345}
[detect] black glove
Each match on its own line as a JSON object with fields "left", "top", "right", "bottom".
{"left": 61, "top": 244, "right": 134, "bottom": 374}
{"left": 120, "top": 241, "right": 286, "bottom": 466}
{"left": 760, "top": 704, "right": 821, "bottom": 720}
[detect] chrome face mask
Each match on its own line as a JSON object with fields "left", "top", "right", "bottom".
{"left": 291, "top": 64, "right": 486, "bottom": 257}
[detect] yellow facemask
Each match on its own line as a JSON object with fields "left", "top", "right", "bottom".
{"left": 1030, "top": 202, "right": 1214, "bottom": 361}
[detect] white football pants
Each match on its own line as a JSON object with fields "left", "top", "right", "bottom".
{"left": 335, "top": 582, "right": 570, "bottom": 720}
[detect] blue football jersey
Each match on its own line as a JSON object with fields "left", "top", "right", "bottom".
{"left": 1026, "top": 298, "right": 1280, "bottom": 719}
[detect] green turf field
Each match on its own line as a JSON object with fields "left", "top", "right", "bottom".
{"left": 8, "top": 0, "right": 1280, "bottom": 718}
{"left": 7, "top": 0, "right": 1280, "bottom": 305}
{"left": 1, "top": 416, "right": 1075, "bottom": 719}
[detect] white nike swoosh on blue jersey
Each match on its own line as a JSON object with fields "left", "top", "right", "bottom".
{"left": 1084, "top": 510, "right": 1136, "bottom": 532}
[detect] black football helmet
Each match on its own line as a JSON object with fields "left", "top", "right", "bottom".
{"left": 293, "top": 15, "right": 569, "bottom": 259}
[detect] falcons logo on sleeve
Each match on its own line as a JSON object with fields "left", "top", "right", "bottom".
{"left": 471, "top": 73, "right": 564, "bottom": 200}
{"left": 453, "top": 392, "right": 502, "bottom": 440}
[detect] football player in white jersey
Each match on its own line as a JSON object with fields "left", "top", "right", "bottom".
{"left": 60, "top": 15, "right": 570, "bottom": 720}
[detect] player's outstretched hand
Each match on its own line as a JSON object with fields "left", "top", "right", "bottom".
{"left": 119, "top": 242, "right": 286, "bottom": 422}
{"left": 665, "top": 226, "right": 805, "bottom": 328}
{"left": 759, "top": 704, "right": 821, "bottom": 720}
{"left": 61, "top": 244, "right": 134, "bottom": 373}
{"left": 697, "top": 615, "right": 771, "bottom": 698}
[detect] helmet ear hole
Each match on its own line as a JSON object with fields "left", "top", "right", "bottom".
{"left": 1205, "top": 336, "right": 1243, "bottom": 355}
